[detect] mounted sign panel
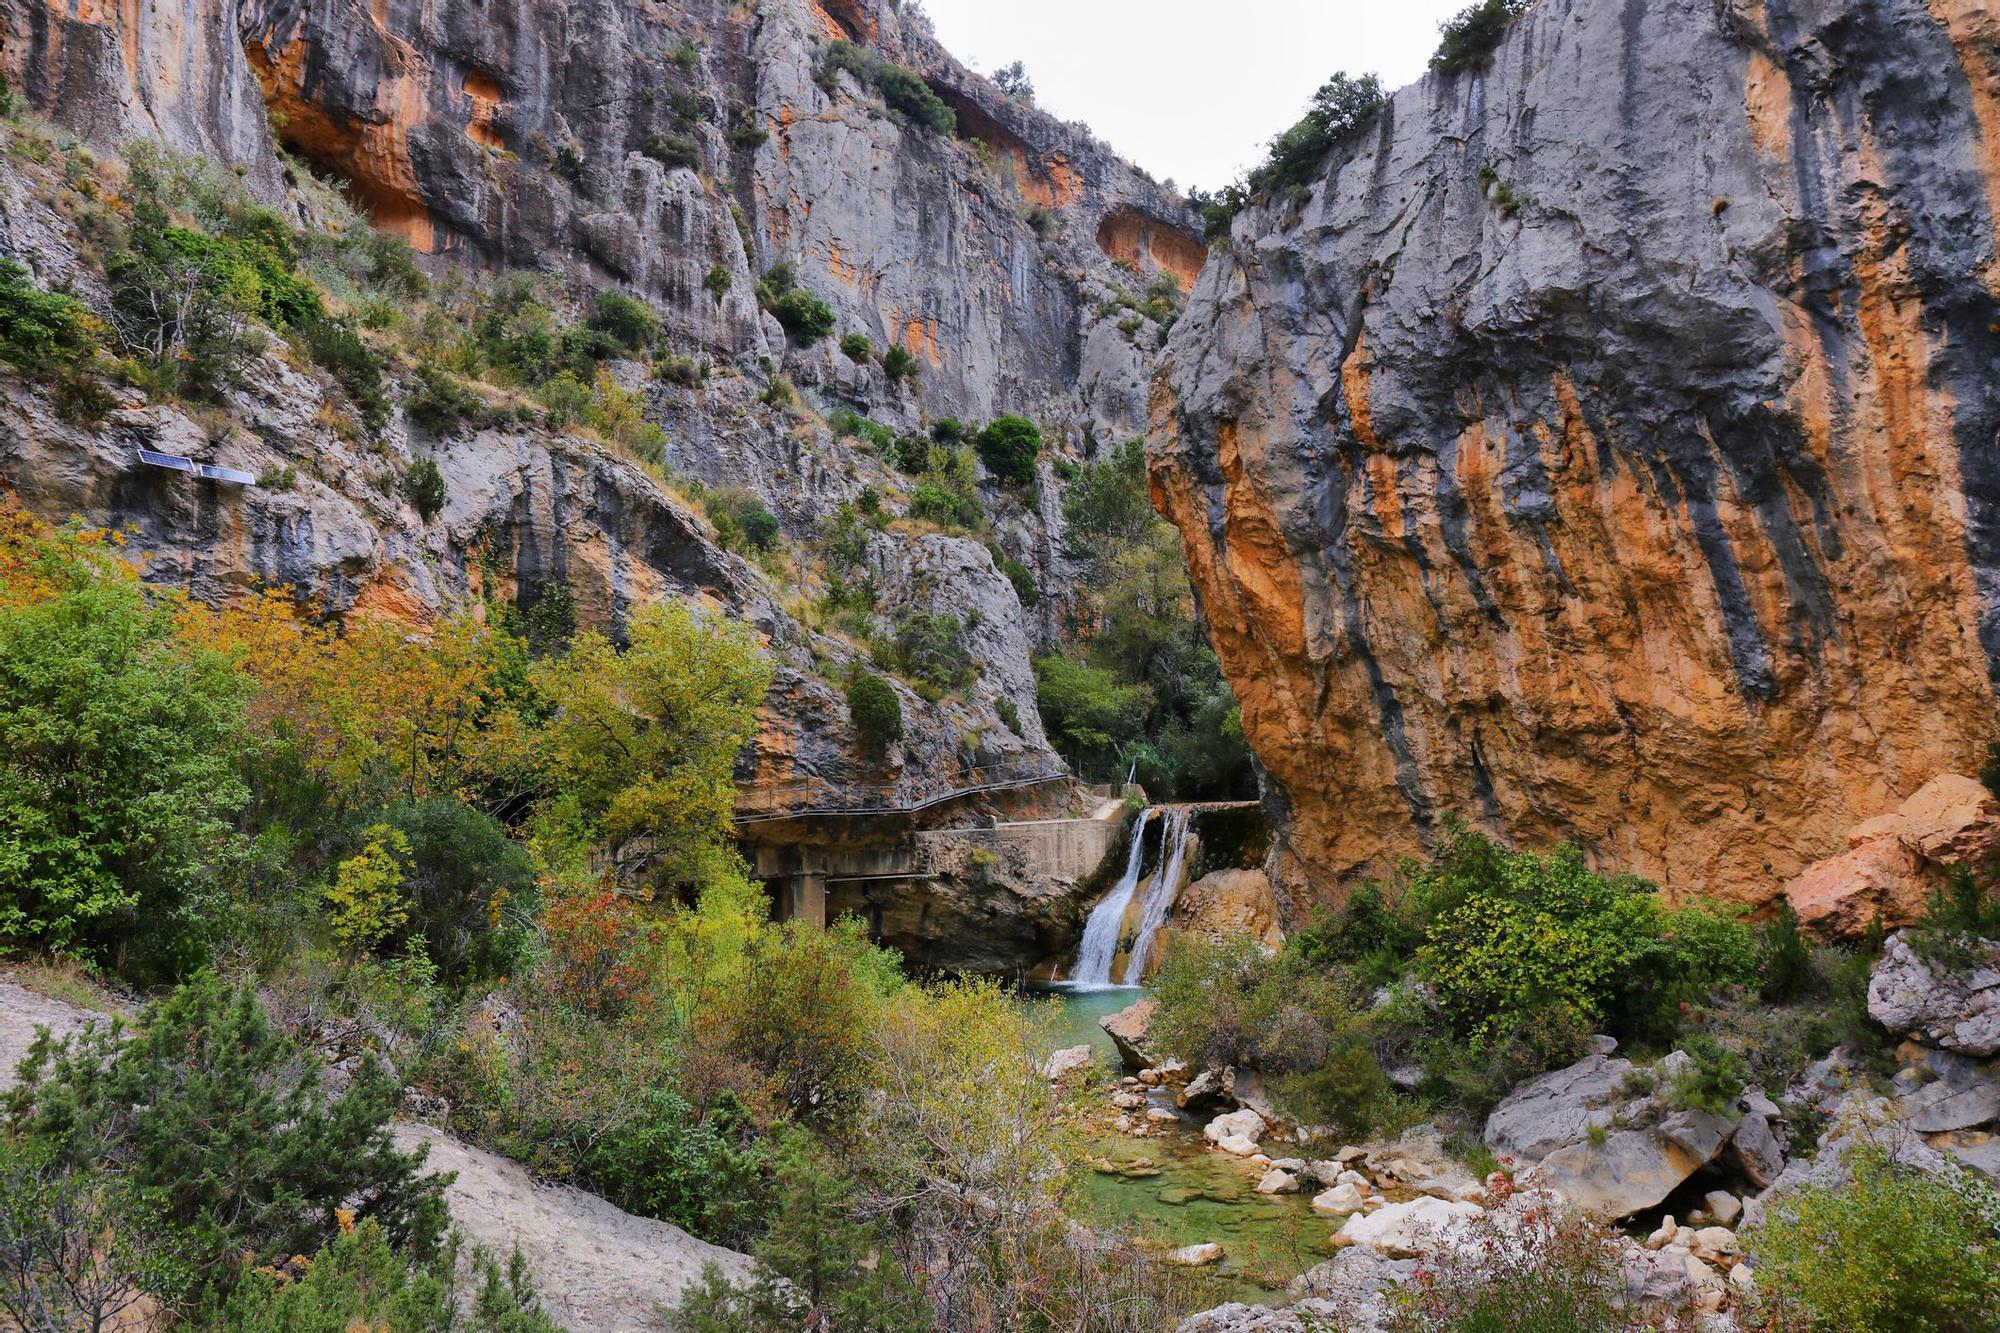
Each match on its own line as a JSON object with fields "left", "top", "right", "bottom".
{"left": 136, "top": 449, "right": 256, "bottom": 486}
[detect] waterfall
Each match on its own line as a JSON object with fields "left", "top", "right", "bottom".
{"left": 1123, "top": 806, "right": 1192, "bottom": 980}
{"left": 1068, "top": 807, "right": 1156, "bottom": 987}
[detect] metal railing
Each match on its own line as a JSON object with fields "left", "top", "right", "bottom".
{"left": 731, "top": 757, "right": 1071, "bottom": 825}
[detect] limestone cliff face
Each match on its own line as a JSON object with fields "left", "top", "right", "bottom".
{"left": 1153, "top": 0, "right": 2000, "bottom": 908}
{"left": 1, "top": 0, "right": 1204, "bottom": 817}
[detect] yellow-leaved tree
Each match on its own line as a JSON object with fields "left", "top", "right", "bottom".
{"left": 529, "top": 600, "right": 772, "bottom": 887}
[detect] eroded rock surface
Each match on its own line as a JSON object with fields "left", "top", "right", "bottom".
{"left": 1868, "top": 931, "right": 2000, "bottom": 1057}
{"left": 1152, "top": 0, "right": 2000, "bottom": 909}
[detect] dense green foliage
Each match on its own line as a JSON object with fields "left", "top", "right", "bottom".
{"left": 1151, "top": 936, "right": 1391, "bottom": 1131}
{"left": 709, "top": 487, "right": 782, "bottom": 553}
{"left": 846, "top": 673, "right": 904, "bottom": 756}
{"left": 212, "top": 1219, "right": 560, "bottom": 1332}
{"left": 1431, "top": 0, "right": 1533, "bottom": 75}
{"left": 0, "top": 527, "right": 250, "bottom": 976}
{"left": 757, "top": 264, "right": 835, "bottom": 345}
{"left": 4, "top": 975, "right": 446, "bottom": 1304}
{"left": 1038, "top": 439, "right": 1254, "bottom": 797}
{"left": 817, "top": 42, "right": 956, "bottom": 135}
{"left": 1189, "top": 72, "right": 1385, "bottom": 239}
{"left": 0, "top": 258, "right": 110, "bottom": 416}
{"left": 402, "top": 456, "right": 448, "bottom": 520}
{"left": 1748, "top": 1145, "right": 2000, "bottom": 1331}
{"left": 1158, "top": 819, "right": 1765, "bottom": 1129}
{"left": 975, "top": 414, "right": 1043, "bottom": 486}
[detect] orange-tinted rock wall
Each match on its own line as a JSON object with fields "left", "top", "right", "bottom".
{"left": 1152, "top": 0, "right": 2000, "bottom": 911}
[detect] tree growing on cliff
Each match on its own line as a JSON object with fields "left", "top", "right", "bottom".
{"left": 846, "top": 673, "right": 904, "bottom": 757}
{"left": 1431, "top": 0, "right": 1534, "bottom": 75}
{"left": 975, "top": 414, "right": 1042, "bottom": 486}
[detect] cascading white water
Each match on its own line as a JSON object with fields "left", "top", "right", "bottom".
{"left": 1123, "top": 806, "right": 1192, "bottom": 980}
{"left": 1068, "top": 807, "right": 1156, "bottom": 987}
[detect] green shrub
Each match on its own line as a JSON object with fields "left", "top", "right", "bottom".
{"left": 1748, "top": 1145, "right": 2000, "bottom": 1331}
{"left": 890, "top": 433, "right": 931, "bottom": 473}
{"left": 212, "top": 1218, "right": 560, "bottom": 1332}
{"left": 1409, "top": 820, "right": 1757, "bottom": 1054}
{"left": 988, "top": 544, "right": 1037, "bottom": 606}
{"left": 839, "top": 332, "right": 872, "bottom": 362}
{"left": 299, "top": 316, "right": 389, "bottom": 431}
{"left": 845, "top": 673, "right": 903, "bottom": 756}
{"left": 1432, "top": 0, "right": 1532, "bottom": 75}
{"left": 0, "top": 540, "right": 250, "bottom": 976}
{"left": 975, "top": 414, "right": 1042, "bottom": 486}
{"left": 1192, "top": 73, "right": 1384, "bottom": 239}
{"left": 405, "top": 363, "right": 485, "bottom": 434}
{"left": 402, "top": 457, "right": 448, "bottom": 521}
{"left": 1759, "top": 899, "right": 1821, "bottom": 1003}
{"left": 585, "top": 289, "right": 661, "bottom": 350}
{"left": 670, "top": 1130, "right": 926, "bottom": 1332}
{"left": 1293, "top": 882, "right": 1422, "bottom": 986}
{"left": 1151, "top": 935, "right": 1392, "bottom": 1132}
{"left": 1912, "top": 861, "right": 2000, "bottom": 970}
{"left": 994, "top": 696, "right": 1020, "bottom": 734}
{"left": 0, "top": 258, "right": 103, "bottom": 378}
{"left": 1667, "top": 1033, "right": 1747, "bottom": 1116}
{"left": 872, "top": 63, "right": 955, "bottom": 133}
{"left": 641, "top": 132, "right": 700, "bottom": 171}
{"left": 580, "top": 1088, "right": 770, "bottom": 1249}
{"left": 881, "top": 345, "right": 919, "bottom": 383}
{"left": 5, "top": 974, "right": 447, "bottom": 1301}
{"left": 728, "top": 115, "right": 770, "bottom": 152}
{"left": 929, "top": 416, "right": 967, "bottom": 444}
{"left": 379, "top": 798, "right": 536, "bottom": 987}
{"left": 889, "top": 614, "right": 974, "bottom": 693}
{"left": 1033, "top": 654, "right": 1148, "bottom": 769}
{"left": 710, "top": 488, "right": 782, "bottom": 553}
{"left": 909, "top": 480, "right": 980, "bottom": 530}
{"left": 704, "top": 264, "right": 732, "bottom": 301}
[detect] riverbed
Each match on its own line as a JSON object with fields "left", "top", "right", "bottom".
{"left": 1026, "top": 984, "right": 1337, "bottom": 1302}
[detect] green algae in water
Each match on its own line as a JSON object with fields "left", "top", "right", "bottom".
{"left": 1026, "top": 985, "right": 1335, "bottom": 1302}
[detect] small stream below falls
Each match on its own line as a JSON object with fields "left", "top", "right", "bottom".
{"left": 1027, "top": 984, "right": 1336, "bottom": 1302}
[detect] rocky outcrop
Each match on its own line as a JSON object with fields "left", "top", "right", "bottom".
{"left": 1782, "top": 774, "right": 2000, "bottom": 937}
{"left": 1868, "top": 930, "right": 2000, "bottom": 1057}
{"left": 1100, "top": 996, "right": 1159, "bottom": 1070}
{"left": 1158, "top": 867, "right": 1284, "bottom": 955}
{"left": 395, "top": 1123, "right": 752, "bottom": 1331}
{"left": 0, "top": 978, "right": 751, "bottom": 1331}
{"left": 0, "top": 0, "right": 1210, "bottom": 969}
{"left": 1152, "top": 0, "right": 2000, "bottom": 909}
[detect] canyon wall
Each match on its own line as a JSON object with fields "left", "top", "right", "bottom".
{"left": 1153, "top": 0, "right": 2000, "bottom": 908}
{"left": 0, "top": 0, "right": 1204, "bottom": 965}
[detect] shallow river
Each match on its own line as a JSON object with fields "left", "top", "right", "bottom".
{"left": 1026, "top": 985, "right": 1337, "bottom": 1302}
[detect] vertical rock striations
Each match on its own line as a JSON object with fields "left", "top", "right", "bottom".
{"left": 1152, "top": 0, "right": 2000, "bottom": 907}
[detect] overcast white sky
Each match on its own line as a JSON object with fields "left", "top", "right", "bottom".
{"left": 917, "top": 0, "right": 1473, "bottom": 191}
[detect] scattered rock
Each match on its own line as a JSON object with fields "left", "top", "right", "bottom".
{"left": 1727, "top": 1111, "right": 1786, "bottom": 1189}
{"left": 1311, "top": 1182, "right": 1368, "bottom": 1216}
{"left": 1179, "top": 1068, "right": 1235, "bottom": 1115}
{"left": 1169, "top": 1242, "right": 1224, "bottom": 1267}
{"left": 1868, "top": 931, "right": 2000, "bottom": 1057}
{"left": 1645, "top": 1215, "right": 1678, "bottom": 1250}
{"left": 1101, "top": 998, "right": 1159, "bottom": 1070}
{"left": 1335, "top": 1197, "right": 1485, "bottom": 1258}
{"left": 1111, "top": 1090, "right": 1148, "bottom": 1110}
{"left": 397, "top": 1123, "right": 751, "bottom": 1331}
{"left": 1146, "top": 1106, "right": 1181, "bottom": 1124}
{"left": 1892, "top": 1045, "right": 2000, "bottom": 1132}
{"left": 1484, "top": 1052, "right": 1636, "bottom": 1163}
{"left": 1216, "top": 1134, "right": 1262, "bottom": 1157}
{"left": 1044, "top": 1044, "right": 1094, "bottom": 1082}
{"left": 1255, "top": 1168, "right": 1299, "bottom": 1194}
{"left": 1203, "top": 1107, "right": 1268, "bottom": 1145}
{"left": 1702, "top": 1190, "right": 1742, "bottom": 1226}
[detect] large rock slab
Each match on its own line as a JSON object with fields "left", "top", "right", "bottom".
{"left": 1530, "top": 1111, "right": 1736, "bottom": 1219}
{"left": 1484, "top": 1051, "right": 1636, "bottom": 1164}
{"left": 1100, "top": 997, "right": 1159, "bottom": 1070}
{"left": 1892, "top": 1046, "right": 2000, "bottom": 1133}
{"left": 1868, "top": 932, "right": 2000, "bottom": 1058}
{"left": 0, "top": 980, "right": 111, "bottom": 1090}
{"left": 396, "top": 1123, "right": 752, "bottom": 1331}
{"left": 1784, "top": 775, "right": 2000, "bottom": 938}
{"left": 1334, "top": 1197, "right": 1485, "bottom": 1258}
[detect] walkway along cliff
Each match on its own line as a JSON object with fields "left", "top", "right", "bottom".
{"left": 1151, "top": 0, "right": 2000, "bottom": 912}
